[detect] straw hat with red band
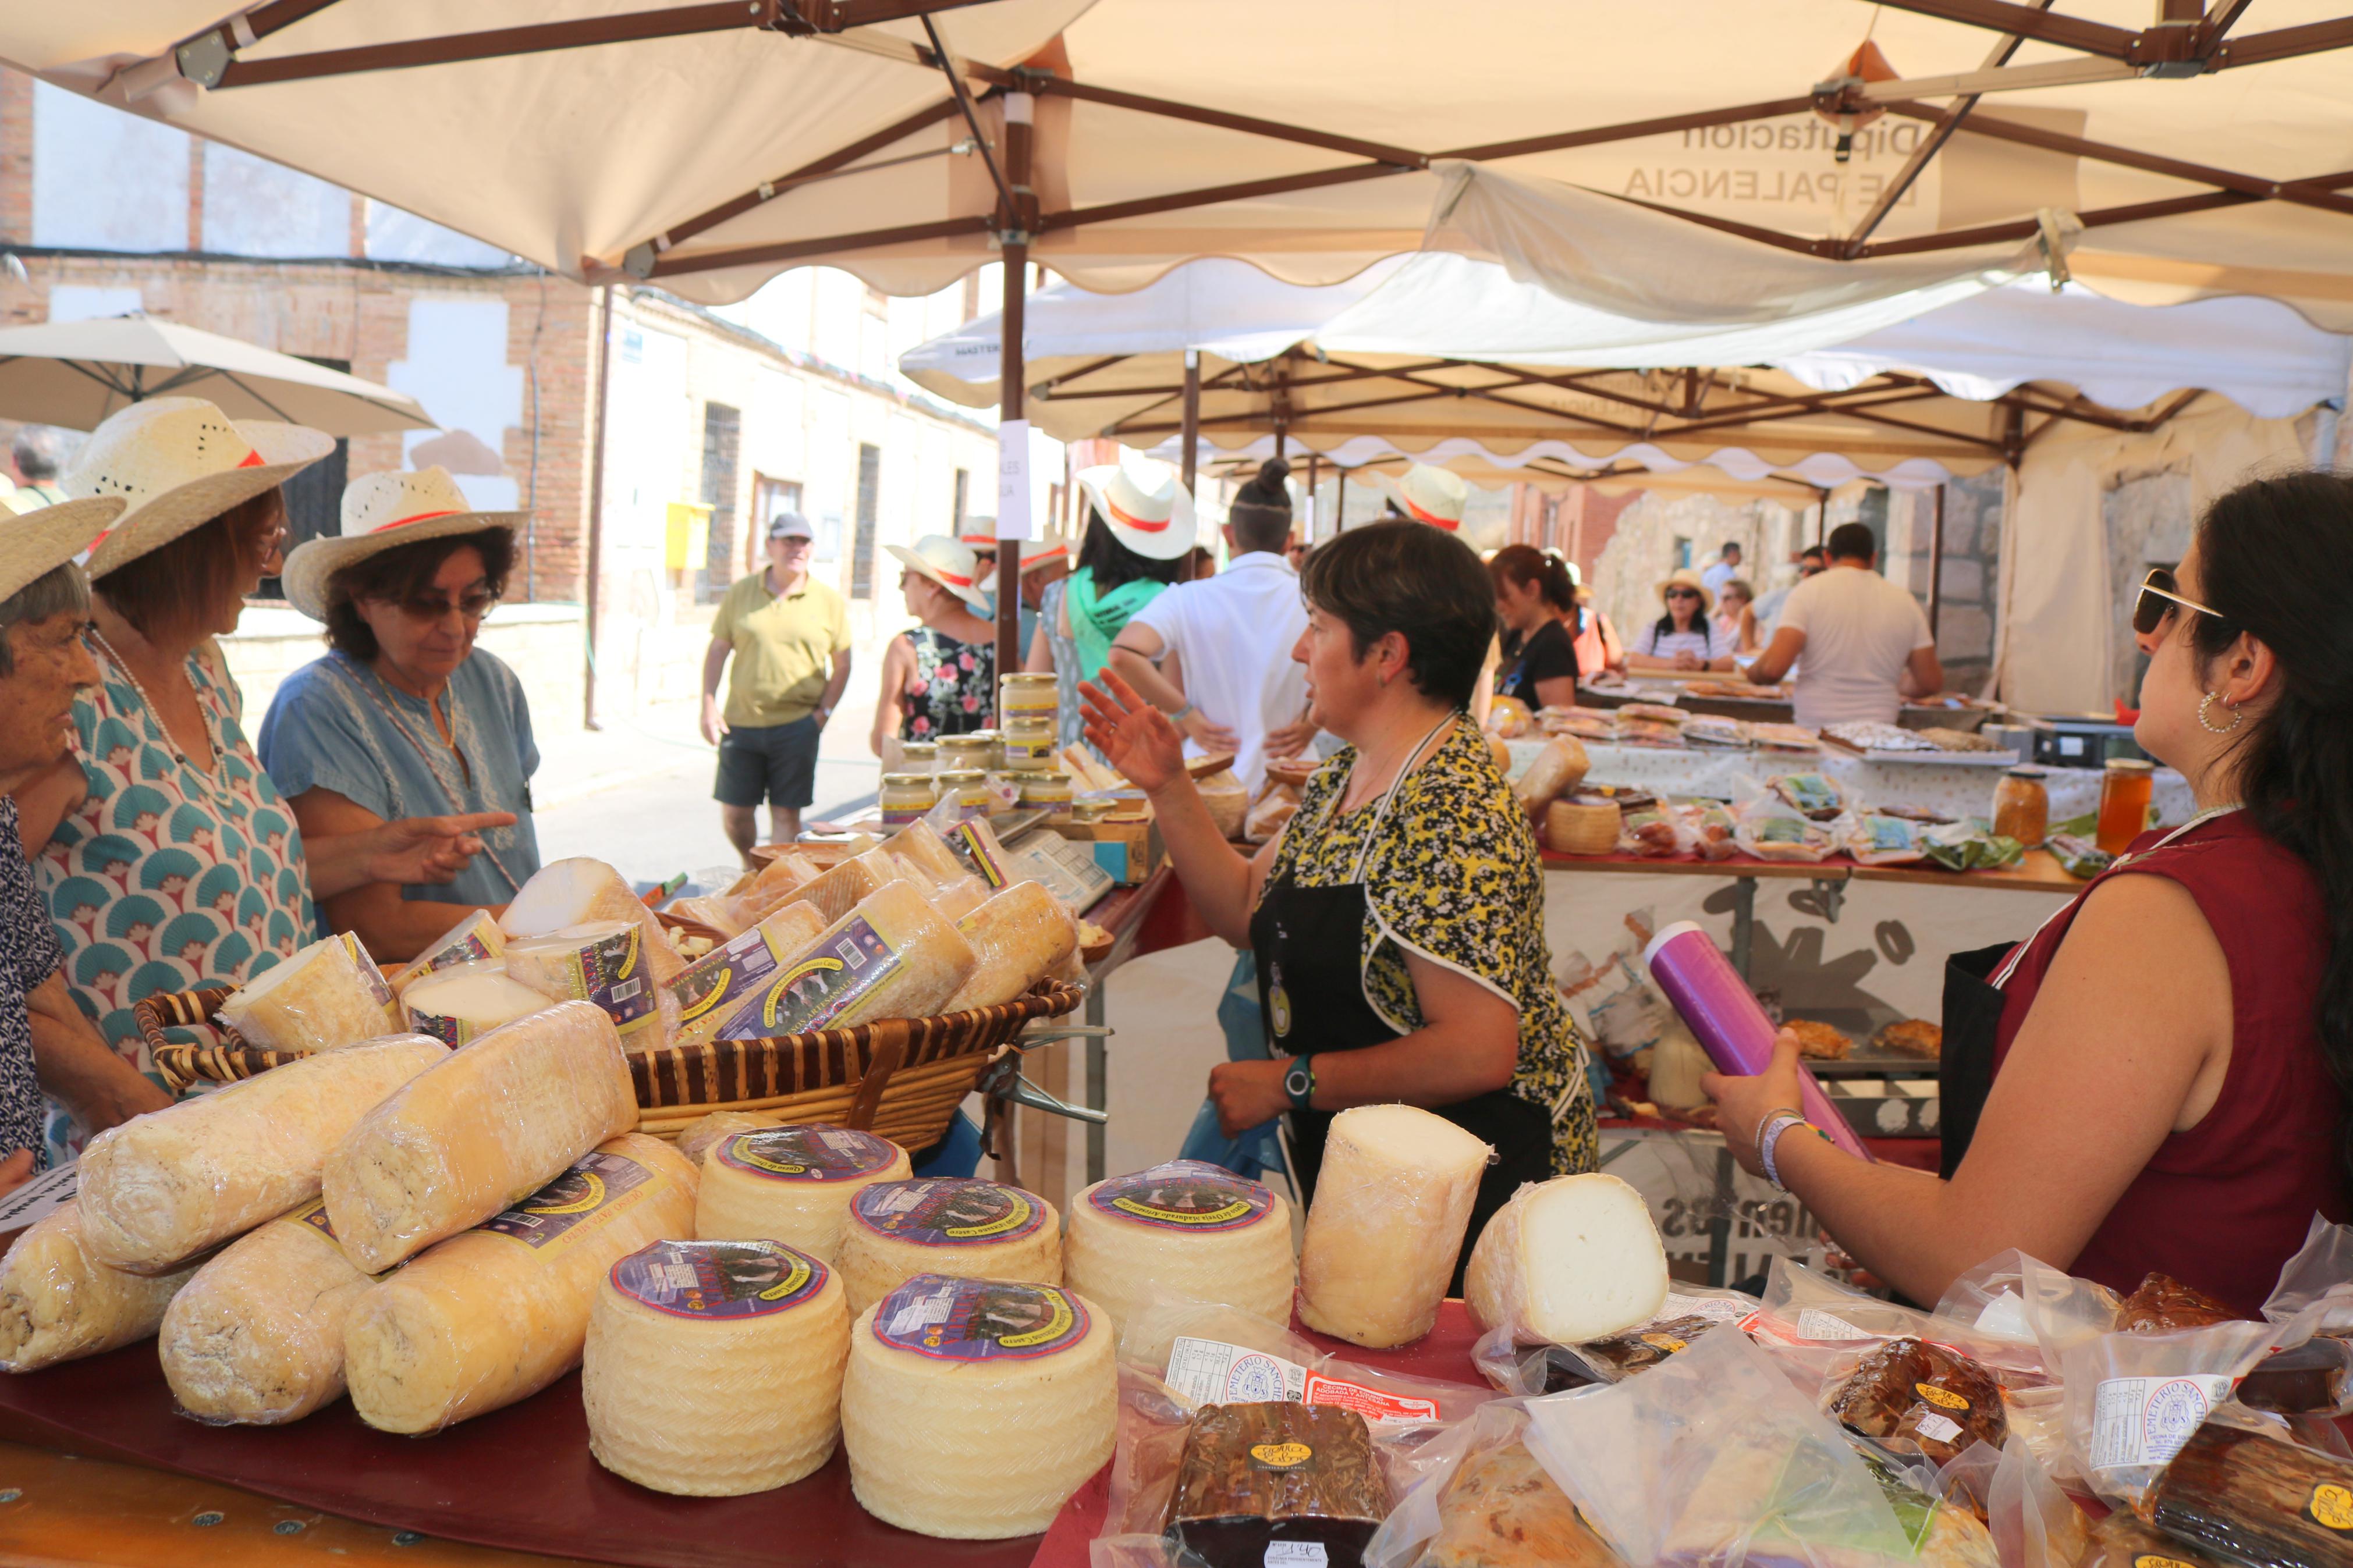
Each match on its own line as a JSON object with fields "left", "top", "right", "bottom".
{"left": 885, "top": 533, "right": 992, "bottom": 611}
{"left": 1372, "top": 463, "right": 1470, "bottom": 531}
{"left": 64, "top": 396, "right": 335, "bottom": 581}
{"left": 1076, "top": 460, "right": 1197, "bottom": 561}
{"left": 0, "top": 496, "right": 126, "bottom": 603}
{"left": 1016, "top": 536, "right": 1071, "bottom": 575}
{"left": 279, "top": 466, "right": 525, "bottom": 621}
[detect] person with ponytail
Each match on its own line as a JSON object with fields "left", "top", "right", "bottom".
{"left": 1488, "top": 545, "right": 1582, "bottom": 710}
{"left": 1706, "top": 471, "right": 2351, "bottom": 1314}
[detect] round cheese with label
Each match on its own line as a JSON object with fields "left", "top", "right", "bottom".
{"left": 835, "top": 1178, "right": 1060, "bottom": 1314}
{"left": 1063, "top": 1160, "right": 1296, "bottom": 1335}
{"left": 840, "top": 1274, "right": 1116, "bottom": 1538}
{"left": 694, "top": 1125, "right": 913, "bottom": 1261}
{"left": 583, "top": 1238, "right": 850, "bottom": 1496}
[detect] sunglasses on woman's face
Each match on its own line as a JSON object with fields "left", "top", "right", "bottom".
{"left": 2131, "top": 567, "right": 2224, "bottom": 636}
{"left": 1666, "top": 588, "right": 1701, "bottom": 602}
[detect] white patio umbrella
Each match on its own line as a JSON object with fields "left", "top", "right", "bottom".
{"left": 0, "top": 315, "right": 436, "bottom": 435}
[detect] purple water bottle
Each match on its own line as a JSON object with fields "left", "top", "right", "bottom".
{"left": 1642, "top": 920, "right": 1873, "bottom": 1162}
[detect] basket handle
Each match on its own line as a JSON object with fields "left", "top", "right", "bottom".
{"left": 846, "top": 1017, "right": 911, "bottom": 1132}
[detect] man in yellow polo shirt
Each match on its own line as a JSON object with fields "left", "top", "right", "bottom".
{"left": 701, "top": 512, "right": 852, "bottom": 863}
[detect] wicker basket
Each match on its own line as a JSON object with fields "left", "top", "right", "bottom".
{"left": 136, "top": 982, "right": 1084, "bottom": 1151}
{"left": 1545, "top": 798, "right": 1623, "bottom": 856}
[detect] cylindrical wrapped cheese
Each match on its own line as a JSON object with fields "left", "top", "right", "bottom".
{"left": 842, "top": 1276, "right": 1116, "bottom": 1538}
{"left": 927, "top": 873, "right": 988, "bottom": 923}
{"left": 158, "top": 1200, "right": 376, "bottom": 1424}
{"left": 77, "top": 1033, "right": 448, "bottom": 1274}
{"left": 942, "top": 881, "right": 1080, "bottom": 1013}
{"left": 1511, "top": 735, "right": 1590, "bottom": 811}
{"left": 502, "top": 920, "right": 663, "bottom": 1044}
{"left": 342, "top": 1134, "right": 697, "bottom": 1434}
{"left": 695, "top": 1125, "right": 912, "bottom": 1261}
{"left": 500, "top": 857, "right": 687, "bottom": 1012}
{"left": 712, "top": 879, "right": 977, "bottom": 1043}
{"left": 396, "top": 909, "right": 506, "bottom": 996}
{"left": 399, "top": 961, "right": 551, "bottom": 1046}
{"left": 218, "top": 932, "right": 401, "bottom": 1053}
{"left": 660, "top": 902, "right": 830, "bottom": 1050}
{"left": 1297, "top": 1105, "right": 1492, "bottom": 1349}
{"left": 782, "top": 848, "right": 903, "bottom": 925}
{"left": 1063, "top": 1160, "right": 1296, "bottom": 1336}
{"left": 0, "top": 1204, "right": 199, "bottom": 1371}
{"left": 1464, "top": 1174, "right": 1668, "bottom": 1347}
{"left": 583, "top": 1238, "right": 850, "bottom": 1495}
{"left": 836, "top": 1178, "right": 1060, "bottom": 1314}
{"left": 322, "top": 1001, "right": 639, "bottom": 1273}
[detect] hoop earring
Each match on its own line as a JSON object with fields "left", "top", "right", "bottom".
{"left": 2197, "top": 691, "right": 2244, "bottom": 735}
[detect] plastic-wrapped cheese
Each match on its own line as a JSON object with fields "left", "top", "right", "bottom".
{"left": 712, "top": 879, "right": 977, "bottom": 1042}
{"left": 322, "top": 1000, "right": 639, "bottom": 1272}
{"left": 662, "top": 902, "right": 830, "bottom": 1050}
{"left": 218, "top": 932, "right": 400, "bottom": 1053}
{"left": 500, "top": 858, "right": 686, "bottom": 1014}
{"left": 942, "top": 881, "right": 1080, "bottom": 1012}
{"left": 76, "top": 1033, "right": 447, "bottom": 1274}
{"left": 927, "top": 873, "right": 988, "bottom": 923}
{"left": 736, "top": 851, "right": 823, "bottom": 920}
{"left": 1464, "top": 1174, "right": 1668, "bottom": 1347}
{"left": 836, "top": 1178, "right": 1060, "bottom": 1313}
{"left": 1063, "top": 1160, "right": 1296, "bottom": 1335}
{"left": 396, "top": 909, "right": 506, "bottom": 995}
{"left": 782, "top": 848, "right": 903, "bottom": 925}
{"left": 342, "top": 1134, "right": 697, "bottom": 1434}
{"left": 663, "top": 894, "right": 750, "bottom": 940}
{"left": 503, "top": 920, "right": 664, "bottom": 1044}
{"left": 1297, "top": 1105, "right": 1492, "bottom": 1349}
{"left": 583, "top": 1238, "right": 850, "bottom": 1495}
{"left": 883, "top": 822, "right": 967, "bottom": 889}
{"left": 399, "top": 960, "right": 551, "bottom": 1046}
{"left": 695, "top": 1125, "right": 912, "bottom": 1261}
{"left": 841, "top": 1275, "right": 1116, "bottom": 1538}
{"left": 0, "top": 1204, "right": 199, "bottom": 1371}
{"left": 158, "top": 1199, "right": 376, "bottom": 1424}
{"left": 676, "top": 1109, "right": 785, "bottom": 1165}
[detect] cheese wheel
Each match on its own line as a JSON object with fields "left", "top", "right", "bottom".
{"left": 694, "top": 1125, "right": 912, "bottom": 1261}
{"left": 1297, "top": 1105, "right": 1492, "bottom": 1349}
{"left": 396, "top": 909, "right": 506, "bottom": 996}
{"left": 782, "top": 848, "right": 901, "bottom": 925}
{"left": 1062, "top": 1160, "right": 1296, "bottom": 1335}
{"left": 883, "top": 822, "right": 967, "bottom": 890}
{"left": 710, "top": 879, "right": 977, "bottom": 1043}
{"left": 675, "top": 1110, "right": 785, "bottom": 1165}
{"left": 0, "top": 1203, "right": 198, "bottom": 1371}
{"left": 942, "top": 881, "right": 1079, "bottom": 1012}
{"left": 661, "top": 902, "right": 829, "bottom": 1050}
{"left": 400, "top": 961, "right": 552, "bottom": 1046}
{"left": 583, "top": 1239, "right": 850, "bottom": 1495}
{"left": 836, "top": 1179, "right": 1060, "bottom": 1314}
{"left": 158, "top": 1200, "right": 375, "bottom": 1424}
{"left": 840, "top": 1275, "right": 1116, "bottom": 1538}
{"left": 500, "top": 858, "right": 686, "bottom": 1016}
{"left": 322, "top": 1000, "right": 638, "bottom": 1272}
{"left": 503, "top": 920, "right": 664, "bottom": 1043}
{"left": 76, "top": 1033, "right": 448, "bottom": 1274}
{"left": 1464, "top": 1174, "right": 1668, "bottom": 1346}
{"left": 342, "top": 1134, "right": 697, "bottom": 1434}
{"left": 218, "top": 932, "right": 400, "bottom": 1053}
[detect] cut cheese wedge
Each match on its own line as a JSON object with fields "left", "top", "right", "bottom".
{"left": 342, "top": 1134, "right": 697, "bottom": 1434}
{"left": 663, "top": 894, "right": 750, "bottom": 940}
{"left": 782, "top": 848, "right": 901, "bottom": 925}
{"left": 1297, "top": 1105, "right": 1492, "bottom": 1349}
{"left": 882, "top": 822, "right": 967, "bottom": 890}
{"left": 942, "top": 881, "right": 1079, "bottom": 1013}
{"left": 841, "top": 1275, "right": 1116, "bottom": 1538}
{"left": 500, "top": 858, "right": 686, "bottom": 1030}
{"left": 1062, "top": 1160, "right": 1296, "bottom": 1336}
{"left": 584, "top": 1238, "right": 850, "bottom": 1495}
{"left": 661, "top": 902, "right": 829, "bottom": 1050}
{"left": 836, "top": 1178, "right": 1060, "bottom": 1314}
{"left": 218, "top": 933, "right": 400, "bottom": 1053}
{"left": 0, "top": 1204, "right": 198, "bottom": 1371}
{"left": 398, "top": 910, "right": 506, "bottom": 996}
{"left": 159, "top": 1200, "right": 376, "bottom": 1424}
{"left": 322, "top": 1000, "right": 638, "bottom": 1273}
{"left": 400, "top": 961, "right": 551, "bottom": 1046}
{"left": 503, "top": 921, "right": 663, "bottom": 1043}
{"left": 712, "top": 879, "right": 975, "bottom": 1043}
{"left": 1464, "top": 1174, "right": 1668, "bottom": 1346}
{"left": 76, "top": 1034, "right": 446, "bottom": 1274}
{"left": 695, "top": 1125, "right": 911, "bottom": 1262}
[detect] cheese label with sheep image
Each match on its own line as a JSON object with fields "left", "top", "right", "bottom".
{"left": 479, "top": 1150, "right": 654, "bottom": 1255}
{"left": 874, "top": 1275, "right": 1088, "bottom": 1363}
{"left": 853, "top": 1178, "right": 1045, "bottom": 1247}
{"left": 716, "top": 1126, "right": 899, "bottom": 1184}
{"left": 718, "top": 915, "right": 897, "bottom": 1040}
{"left": 1088, "top": 1161, "right": 1276, "bottom": 1233}
{"left": 609, "top": 1239, "right": 826, "bottom": 1321}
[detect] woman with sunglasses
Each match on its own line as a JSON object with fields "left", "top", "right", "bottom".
{"left": 1707, "top": 472, "right": 2353, "bottom": 1314}
{"left": 1626, "top": 570, "right": 1736, "bottom": 673}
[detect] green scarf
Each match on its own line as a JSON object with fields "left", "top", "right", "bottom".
{"left": 1066, "top": 567, "right": 1169, "bottom": 681}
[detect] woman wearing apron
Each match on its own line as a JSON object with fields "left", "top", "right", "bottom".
{"left": 1082, "top": 520, "right": 1597, "bottom": 1293}
{"left": 1706, "top": 472, "right": 2353, "bottom": 1317}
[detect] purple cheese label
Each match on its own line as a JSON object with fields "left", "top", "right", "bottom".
{"left": 1087, "top": 1160, "right": 1275, "bottom": 1233}
{"left": 948, "top": 822, "right": 1010, "bottom": 889}
{"left": 872, "top": 1274, "right": 1089, "bottom": 1363}
{"left": 609, "top": 1239, "right": 826, "bottom": 1321}
{"left": 288, "top": 1197, "right": 338, "bottom": 1241}
{"left": 849, "top": 1178, "right": 1045, "bottom": 1247}
{"left": 716, "top": 1125, "right": 899, "bottom": 1182}
{"left": 552, "top": 924, "right": 655, "bottom": 1032}
{"left": 480, "top": 1150, "right": 653, "bottom": 1251}
{"left": 716, "top": 914, "right": 900, "bottom": 1040}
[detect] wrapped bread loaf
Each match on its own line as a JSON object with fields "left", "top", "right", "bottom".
{"left": 942, "top": 881, "right": 1080, "bottom": 1013}
{"left": 1464, "top": 1174, "right": 1667, "bottom": 1346}
{"left": 218, "top": 932, "right": 400, "bottom": 1053}
{"left": 342, "top": 1134, "right": 697, "bottom": 1434}
{"left": 713, "top": 879, "right": 976, "bottom": 1042}
{"left": 783, "top": 848, "right": 904, "bottom": 925}
{"left": 499, "top": 858, "right": 686, "bottom": 1016}
{"left": 1165, "top": 1402, "right": 1389, "bottom": 1568}
{"left": 836, "top": 1178, "right": 1060, "bottom": 1313}
{"left": 397, "top": 909, "right": 505, "bottom": 995}
{"left": 503, "top": 920, "right": 665, "bottom": 1044}
{"left": 400, "top": 961, "right": 551, "bottom": 1046}
{"left": 158, "top": 1199, "right": 377, "bottom": 1424}
{"left": 322, "top": 1000, "right": 639, "bottom": 1273}
{"left": 76, "top": 1033, "right": 448, "bottom": 1274}
{"left": 695, "top": 1125, "right": 912, "bottom": 1261}
{"left": 662, "top": 901, "right": 831, "bottom": 1050}
{"left": 0, "top": 1204, "right": 200, "bottom": 1371}
{"left": 1297, "top": 1105, "right": 1491, "bottom": 1348}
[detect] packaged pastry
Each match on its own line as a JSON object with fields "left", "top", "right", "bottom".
{"left": 1680, "top": 714, "right": 1748, "bottom": 748}
{"left": 2238, "top": 1335, "right": 2353, "bottom": 1414}
{"left": 2145, "top": 1420, "right": 2353, "bottom": 1568}
{"left": 1484, "top": 695, "right": 1532, "bottom": 739}
{"left": 2117, "top": 1272, "right": 2244, "bottom": 1332}
{"left": 1871, "top": 1019, "right": 1942, "bottom": 1059}
{"left": 1615, "top": 702, "right": 1686, "bottom": 726}
{"left": 1423, "top": 1439, "right": 1621, "bottom": 1567}
{"left": 1612, "top": 719, "right": 1685, "bottom": 748}
{"left": 1846, "top": 814, "right": 1926, "bottom": 866}
{"left": 1618, "top": 806, "right": 1686, "bottom": 858}
{"left": 1784, "top": 1019, "right": 1851, "bottom": 1060}
{"left": 1825, "top": 1336, "right": 2006, "bottom": 1468}
{"left": 1539, "top": 1314, "right": 1720, "bottom": 1391}
{"left": 1162, "top": 1401, "right": 1390, "bottom": 1568}
{"left": 1747, "top": 722, "right": 1818, "bottom": 753}
{"left": 2078, "top": 1513, "right": 2229, "bottom": 1568}
{"left": 1769, "top": 773, "right": 1845, "bottom": 819}
{"left": 1536, "top": 707, "right": 1617, "bottom": 742}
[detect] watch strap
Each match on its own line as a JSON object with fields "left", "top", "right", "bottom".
{"left": 1284, "top": 1054, "right": 1315, "bottom": 1115}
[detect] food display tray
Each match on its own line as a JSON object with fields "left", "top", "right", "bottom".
{"left": 1822, "top": 738, "right": 2020, "bottom": 768}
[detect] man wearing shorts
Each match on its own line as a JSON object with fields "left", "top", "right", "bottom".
{"left": 701, "top": 513, "right": 851, "bottom": 863}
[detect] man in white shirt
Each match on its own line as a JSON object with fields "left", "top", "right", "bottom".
{"left": 1744, "top": 523, "right": 1942, "bottom": 730}
{"left": 1699, "top": 539, "right": 1744, "bottom": 599}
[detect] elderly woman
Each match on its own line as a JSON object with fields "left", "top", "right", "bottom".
{"left": 871, "top": 534, "right": 999, "bottom": 751}
{"left": 259, "top": 468, "right": 540, "bottom": 961}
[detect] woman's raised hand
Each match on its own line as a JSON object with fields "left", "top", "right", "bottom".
{"left": 1080, "top": 669, "right": 1187, "bottom": 792}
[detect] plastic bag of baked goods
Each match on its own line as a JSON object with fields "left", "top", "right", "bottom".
{"left": 1365, "top": 1399, "right": 1622, "bottom": 1568}
{"left": 2051, "top": 1315, "right": 2283, "bottom": 1507}
{"left": 1730, "top": 777, "right": 1840, "bottom": 863}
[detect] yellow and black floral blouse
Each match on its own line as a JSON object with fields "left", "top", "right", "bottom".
{"left": 1259, "top": 718, "right": 1598, "bottom": 1175}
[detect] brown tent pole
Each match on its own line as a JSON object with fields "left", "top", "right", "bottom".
{"left": 583, "top": 282, "right": 613, "bottom": 730}
{"left": 994, "top": 91, "right": 1034, "bottom": 726}
{"left": 1334, "top": 469, "right": 1346, "bottom": 536}
{"left": 1928, "top": 482, "right": 1947, "bottom": 637}
{"left": 1180, "top": 348, "right": 1200, "bottom": 495}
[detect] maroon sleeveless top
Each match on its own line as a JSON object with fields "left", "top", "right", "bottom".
{"left": 1991, "top": 810, "right": 2346, "bottom": 1317}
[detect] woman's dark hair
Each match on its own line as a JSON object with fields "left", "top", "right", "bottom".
{"left": 1298, "top": 520, "right": 1495, "bottom": 709}
{"left": 323, "top": 527, "right": 515, "bottom": 662}
{"left": 1075, "top": 508, "right": 1184, "bottom": 594}
{"left": 2189, "top": 471, "right": 2353, "bottom": 1199}
{"left": 1654, "top": 580, "right": 1706, "bottom": 642}
{"left": 1488, "top": 544, "right": 1575, "bottom": 613}
{"left": 1226, "top": 458, "right": 1293, "bottom": 554}
{"left": 96, "top": 490, "right": 282, "bottom": 646}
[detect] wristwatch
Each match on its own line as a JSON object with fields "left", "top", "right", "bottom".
{"left": 1283, "top": 1055, "right": 1316, "bottom": 1115}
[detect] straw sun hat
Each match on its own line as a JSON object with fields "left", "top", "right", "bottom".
{"left": 1076, "top": 458, "right": 1197, "bottom": 561}
{"left": 885, "top": 533, "right": 992, "bottom": 611}
{"left": 0, "top": 496, "right": 126, "bottom": 603}
{"left": 1374, "top": 463, "right": 1469, "bottom": 531}
{"left": 63, "top": 396, "right": 334, "bottom": 579}
{"left": 1657, "top": 568, "right": 1716, "bottom": 614}
{"left": 279, "top": 467, "right": 524, "bottom": 621}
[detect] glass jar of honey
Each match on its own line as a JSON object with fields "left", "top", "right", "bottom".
{"left": 935, "top": 767, "right": 993, "bottom": 816}
{"left": 1014, "top": 769, "right": 1074, "bottom": 823}
{"left": 897, "top": 740, "right": 938, "bottom": 776}
{"left": 1001, "top": 714, "right": 1058, "bottom": 767}
{"left": 1991, "top": 766, "right": 2049, "bottom": 848}
{"left": 2095, "top": 758, "right": 2156, "bottom": 855}
{"left": 878, "top": 773, "right": 937, "bottom": 827}
{"left": 938, "top": 733, "right": 997, "bottom": 773}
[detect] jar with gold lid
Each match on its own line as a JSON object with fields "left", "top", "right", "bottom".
{"left": 879, "top": 773, "right": 937, "bottom": 828}
{"left": 1990, "top": 766, "right": 2048, "bottom": 848}
{"left": 999, "top": 672, "right": 1059, "bottom": 719}
{"left": 1001, "top": 714, "right": 1057, "bottom": 767}
{"left": 938, "top": 733, "right": 998, "bottom": 773}
{"left": 1014, "top": 769, "right": 1074, "bottom": 823}
{"left": 935, "top": 767, "right": 993, "bottom": 816}
{"left": 897, "top": 739, "right": 938, "bottom": 776}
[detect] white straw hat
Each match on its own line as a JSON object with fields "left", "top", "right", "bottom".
{"left": 1017, "top": 536, "right": 1070, "bottom": 574}
{"left": 279, "top": 467, "right": 524, "bottom": 621}
{"left": 1373, "top": 463, "right": 1470, "bottom": 531}
{"left": 1076, "top": 459, "right": 1197, "bottom": 561}
{"left": 0, "top": 496, "right": 126, "bottom": 603}
{"left": 63, "top": 396, "right": 333, "bottom": 579}
{"left": 885, "top": 533, "right": 991, "bottom": 611}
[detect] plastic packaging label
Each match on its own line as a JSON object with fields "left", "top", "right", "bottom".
{"left": 1263, "top": 1544, "right": 1329, "bottom": 1567}
{"left": 1162, "top": 1337, "right": 1440, "bottom": 1427}
{"left": 1088, "top": 1161, "right": 1275, "bottom": 1233}
{"left": 872, "top": 1275, "right": 1088, "bottom": 1362}
{"left": 480, "top": 1150, "right": 654, "bottom": 1254}
{"left": 716, "top": 915, "right": 902, "bottom": 1040}
{"left": 2089, "top": 1373, "right": 2235, "bottom": 1471}
{"left": 1914, "top": 1411, "right": 1962, "bottom": 1446}
{"left": 343, "top": 932, "right": 396, "bottom": 1012}
{"left": 851, "top": 1178, "right": 1044, "bottom": 1247}
{"left": 288, "top": 1197, "right": 339, "bottom": 1242}
{"left": 520, "top": 925, "right": 655, "bottom": 1034}
{"left": 609, "top": 1239, "right": 826, "bottom": 1320}
{"left": 1795, "top": 1309, "right": 1875, "bottom": 1342}
{"left": 715, "top": 1126, "right": 899, "bottom": 1183}
{"left": 949, "top": 821, "right": 1010, "bottom": 888}
{"left": 1651, "top": 1292, "right": 1751, "bottom": 1327}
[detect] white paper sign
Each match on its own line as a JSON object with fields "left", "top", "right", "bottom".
{"left": 996, "top": 419, "right": 1032, "bottom": 541}
{"left": 0, "top": 1159, "right": 77, "bottom": 1233}
{"left": 2089, "top": 1374, "right": 2234, "bottom": 1471}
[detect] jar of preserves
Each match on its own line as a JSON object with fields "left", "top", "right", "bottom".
{"left": 897, "top": 740, "right": 938, "bottom": 776}
{"left": 935, "top": 767, "right": 993, "bottom": 816}
{"left": 939, "top": 731, "right": 999, "bottom": 773}
{"left": 999, "top": 672, "right": 1059, "bottom": 721}
{"left": 2095, "top": 757, "right": 2156, "bottom": 855}
{"left": 1014, "top": 769, "right": 1074, "bottom": 823}
{"left": 1991, "top": 766, "right": 2049, "bottom": 848}
{"left": 879, "top": 773, "right": 937, "bottom": 827}
{"left": 1001, "top": 714, "right": 1058, "bottom": 767}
